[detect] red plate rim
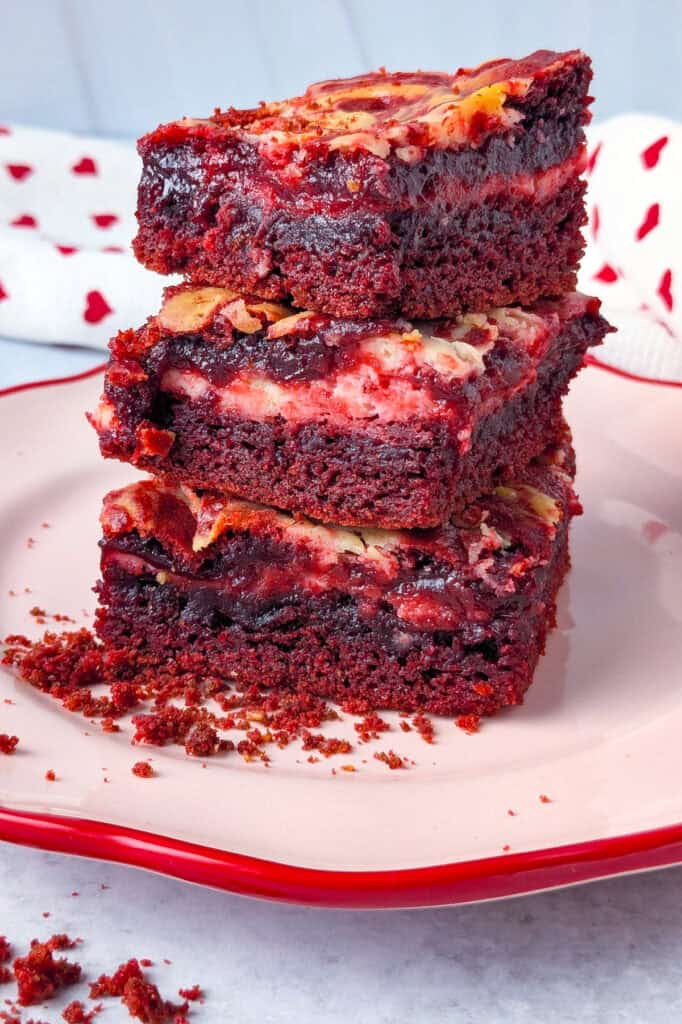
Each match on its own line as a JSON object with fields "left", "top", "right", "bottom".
{"left": 1, "top": 356, "right": 681, "bottom": 908}
{"left": 1, "top": 806, "right": 682, "bottom": 908}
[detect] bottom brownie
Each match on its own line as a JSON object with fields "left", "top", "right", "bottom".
{"left": 96, "top": 428, "right": 578, "bottom": 717}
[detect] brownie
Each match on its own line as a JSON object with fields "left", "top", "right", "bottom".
{"left": 90, "top": 284, "right": 610, "bottom": 529}
{"left": 95, "top": 426, "right": 579, "bottom": 718}
{"left": 133, "top": 49, "right": 592, "bottom": 318}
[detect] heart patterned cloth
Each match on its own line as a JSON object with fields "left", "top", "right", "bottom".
{"left": 0, "top": 116, "right": 680, "bottom": 382}
{"left": 0, "top": 124, "right": 171, "bottom": 350}
{"left": 579, "top": 114, "right": 680, "bottom": 383}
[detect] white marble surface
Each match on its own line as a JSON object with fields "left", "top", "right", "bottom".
{"left": 2, "top": 338, "right": 682, "bottom": 1023}
{"left": 1, "top": 844, "right": 682, "bottom": 1023}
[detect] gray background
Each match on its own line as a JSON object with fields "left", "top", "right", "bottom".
{"left": 3, "top": 0, "right": 682, "bottom": 137}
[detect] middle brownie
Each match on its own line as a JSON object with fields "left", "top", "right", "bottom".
{"left": 91, "top": 285, "right": 611, "bottom": 529}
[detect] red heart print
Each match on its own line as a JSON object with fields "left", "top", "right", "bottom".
{"left": 593, "top": 263, "right": 619, "bottom": 284}
{"left": 636, "top": 202, "right": 660, "bottom": 241}
{"left": 641, "top": 136, "right": 669, "bottom": 169}
{"left": 0, "top": 281, "right": 8, "bottom": 302}
{"left": 6, "top": 163, "right": 33, "bottom": 181}
{"left": 585, "top": 142, "right": 602, "bottom": 175}
{"left": 56, "top": 244, "right": 79, "bottom": 256}
{"left": 657, "top": 269, "right": 673, "bottom": 312}
{"left": 83, "top": 290, "right": 113, "bottom": 324}
{"left": 92, "top": 213, "right": 119, "bottom": 229}
{"left": 72, "top": 156, "right": 97, "bottom": 175}
{"left": 10, "top": 214, "right": 38, "bottom": 228}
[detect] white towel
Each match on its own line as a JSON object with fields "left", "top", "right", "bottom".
{"left": 0, "top": 116, "right": 679, "bottom": 381}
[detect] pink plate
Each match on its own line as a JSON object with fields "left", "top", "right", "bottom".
{"left": 1, "top": 363, "right": 681, "bottom": 909}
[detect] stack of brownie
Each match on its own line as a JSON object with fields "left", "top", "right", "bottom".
{"left": 90, "top": 49, "right": 612, "bottom": 718}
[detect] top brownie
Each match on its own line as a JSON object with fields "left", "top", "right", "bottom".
{"left": 134, "top": 49, "right": 592, "bottom": 318}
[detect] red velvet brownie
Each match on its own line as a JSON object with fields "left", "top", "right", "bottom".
{"left": 90, "top": 285, "right": 610, "bottom": 529}
{"left": 96, "top": 426, "right": 579, "bottom": 718}
{"left": 134, "top": 49, "right": 592, "bottom": 318}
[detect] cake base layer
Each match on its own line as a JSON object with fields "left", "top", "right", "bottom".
{"left": 96, "top": 537, "right": 569, "bottom": 718}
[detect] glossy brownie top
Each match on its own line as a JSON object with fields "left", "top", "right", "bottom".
{"left": 140, "top": 49, "right": 590, "bottom": 161}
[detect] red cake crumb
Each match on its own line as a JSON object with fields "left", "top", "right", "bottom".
{"left": 0, "top": 735, "right": 19, "bottom": 755}
{"left": 131, "top": 707, "right": 229, "bottom": 757}
{"left": 456, "top": 715, "right": 480, "bottom": 735}
{"left": 374, "top": 750, "right": 405, "bottom": 770}
{"left": 6, "top": 621, "right": 415, "bottom": 767}
{"left": 184, "top": 722, "right": 221, "bottom": 758}
{"left": 89, "top": 959, "right": 143, "bottom": 999}
{"left": 62, "top": 1000, "right": 101, "bottom": 1023}
{"left": 412, "top": 712, "right": 434, "bottom": 744}
{"left": 354, "top": 714, "right": 390, "bottom": 743}
{"left": 3, "top": 940, "right": 203, "bottom": 1024}
{"left": 236, "top": 737, "right": 270, "bottom": 763}
{"left": 13, "top": 935, "right": 81, "bottom": 1006}
{"left": 539, "top": 794, "right": 552, "bottom": 803}
{"left": 301, "top": 731, "right": 352, "bottom": 757}
{"left": 122, "top": 976, "right": 187, "bottom": 1023}
{"left": 140, "top": 960, "right": 153, "bottom": 969}
{"left": 29, "top": 606, "right": 75, "bottom": 626}
{"left": 132, "top": 761, "right": 154, "bottom": 778}
{"left": 178, "top": 985, "right": 202, "bottom": 1002}
{"left": 45, "top": 770, "right": 56, "bottom": 782}
{"left": 3, "top": 629, "right": 104, "bottom": 696}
